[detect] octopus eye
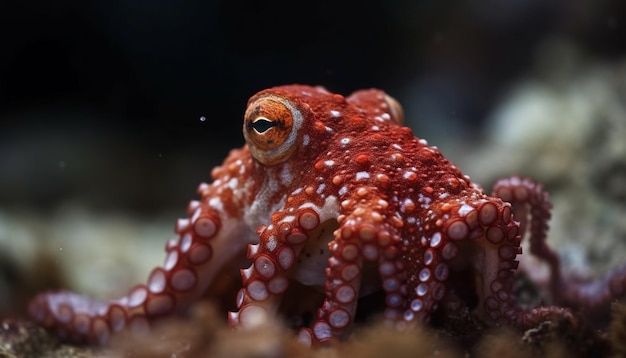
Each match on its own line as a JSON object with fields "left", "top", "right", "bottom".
{"left": 250, "top": 118, "right": 278, "bottom": 134}
{"left": 243, "top": 96, "right": 302, "bottom": 165}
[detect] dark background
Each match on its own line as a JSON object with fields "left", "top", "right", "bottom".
{"left": 1, "top": 0, "right": 624, "bottom": 215}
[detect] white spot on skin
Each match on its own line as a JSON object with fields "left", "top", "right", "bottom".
{"left": 371, "top": 125, "right": 380, "bottom": 131}
{"left": 340, "top": 138, "right": 350, "bottom": 147}
{"left": 316, "top": 184, "right": 326, "bottom": 195}
{"left": 403, "top": 171, "right": 416, "bottom": 179}
{"left": 338, "top": 186, "right": 348, "bottom": 196}
{"left": 418, "top": 193, "right": 432, "bottom": 209}
{"left": 458, "top": 203, "right": 474, "bottom": 216}
{"left": 381, "top": 113, "right": 391, "bottom": 120}
{"left": 321, "top": 196, "right": 339, "bottom": 220}
{"left": 325, "top": 126, "right": 333, "bottom": 132}
{"left": 303, "top": 134, "right": 310, "bottom": 146}
{"left": 291, "top": 188, "right": 303, "bottom": 196}
{"left": 330, "top": 110, "right": 341, "bottom": 117}
{"left": 266, "top": 235, "right": 277, "bottom": 251}
{"left": 209, "top": 197, "right": 224, "bottom": 211}
{"left": 324, "top": 160, "right": 335, "bottom": 167}
{"left": 297, "top": 202, "right": 319, "bottom": 210}
{"left": 280, "top": 216, "right": 296, "bottom": 224}
{"left": 356, "top": 171, "right": 370, "bottom": 180}
{"left": 227, "top": 177, "right": 239, "bottom": 189}
{"left": 418, "top": 139, "right": 428, "bottom": 146}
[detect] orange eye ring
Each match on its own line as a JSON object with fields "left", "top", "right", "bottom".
{"left": 243, "top": 95, "right": 302, "bottom": 165}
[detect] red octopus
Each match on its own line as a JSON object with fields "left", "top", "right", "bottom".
{"left": 28, "top": 85, "right": 626, "bottom": 345}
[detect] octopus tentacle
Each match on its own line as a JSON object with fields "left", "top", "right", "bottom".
{"left": 379, "top": 257, "right": 408, "bottom": 324}
{"left": 297, "top": 243, "right": 363, "bottom": 345}
{"left": 230, "top": 206, "right": 327, "bottom": 330}
{"left": 400, "top": 237, "right": 450, "bottom": 326}
{"left": 494, "top": 176, "right": 626, "bottom": 316}
{"left": 28, "top": 200, "right": 223, "bottom": 343}
{"left": 538, "top": 268, "right": 626, "bottom": 322}
{"left": 482, "top": 177, "right": 574, "bottom": 328}
{"left": 28, "top": 148, "right": 259, "bottom": 344}
{"left": 300, "top": 207, "right": 401, "bottom": 345}
{"left": 410, "top": 197, "right": 520, "bottom": 327}
{"left": 492, "top": 176, "right": 561, "bottom": 298}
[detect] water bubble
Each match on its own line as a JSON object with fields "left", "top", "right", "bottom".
{"left": 200, "top": 116, "right": 206, "bottom": 122}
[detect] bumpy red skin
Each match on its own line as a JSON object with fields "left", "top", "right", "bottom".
{"left": 28, "top": 85, "right": 626, "bottom": 345}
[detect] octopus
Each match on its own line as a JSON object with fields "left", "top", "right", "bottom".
{"left": 28, "top": 85, "right": 626, "bottom": 346}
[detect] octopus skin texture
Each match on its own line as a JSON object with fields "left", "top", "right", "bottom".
{"left": 28, "top": 85, "right": 626, "bottom": 346}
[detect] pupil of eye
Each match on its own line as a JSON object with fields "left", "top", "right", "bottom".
{"left": 250, "top": 118, "right": 278, "bottom": 133}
